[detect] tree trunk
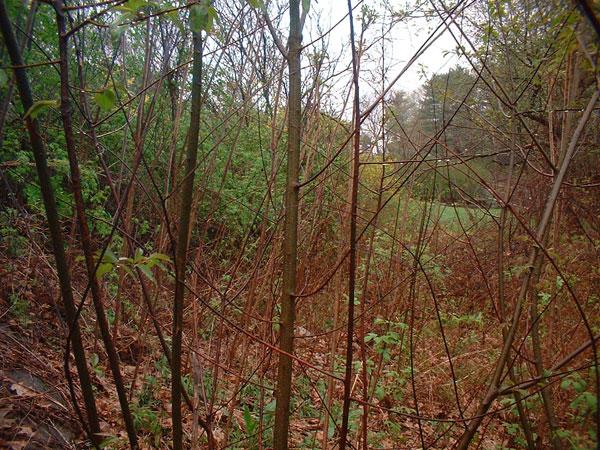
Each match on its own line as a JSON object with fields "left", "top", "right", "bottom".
{"left": 273, "top": 1, "right": 302, "bottom": 448}
{"left": 53, "top": 2, "right": 138, "bottom": 447}
{"left": 0, "top": 4, "right": 102, "bottom": 447}
{"left": 172, "top": 27, "right": 203, "bottom": 450}
{"left": 339, "top": 1, "right": 361, "bottom": 447}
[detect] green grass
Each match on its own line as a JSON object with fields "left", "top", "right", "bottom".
{"left": 379, "top": 192, "right": 500, "bottom": 233}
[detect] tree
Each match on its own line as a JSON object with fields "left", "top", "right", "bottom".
{"left": 0, "top": 3, "right": 102, "bottom": 446}
{"left": 272, "top": 0, "right": 303, "bottom": 448}
{"left": 171, "top": 4, "right": 207, "bottom": 449}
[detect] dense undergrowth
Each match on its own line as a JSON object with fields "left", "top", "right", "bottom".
{"left": 1, "top": 0, "right": 600, "bottom": 448}
{"left": 1, "top": 176, "right": 599, "bottom": 448}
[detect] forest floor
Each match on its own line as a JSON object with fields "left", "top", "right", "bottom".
{"left": 0, "top": 222, "right": 490, "bottom": 450}
{"left": 0, "top": 232, "right": 499, "bottom": 449}
{"left": 1, "top": 244, "right": 84, "bottom": 449}
{"left": 0, "top": 208, "right": 597, "bottom": 449}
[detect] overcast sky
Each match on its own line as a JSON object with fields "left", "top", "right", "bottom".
{"left": 306, "top": 0, "right": 464, "bottom": 97}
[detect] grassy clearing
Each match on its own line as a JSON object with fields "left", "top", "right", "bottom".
{"left": 378, "top": 191, "right": 500, "bottom": 234}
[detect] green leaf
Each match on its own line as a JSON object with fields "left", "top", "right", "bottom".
{"left": 246, "top": 0, "right": 262, "bottom": 7}
{"left": 573, "top": 380, "right": 587, "bottom": 394}
{"left": 118, "top": 256, "right": 133, "bottom": 265}
{"left": 116, "top": 0, "right": 149, "bottom": 13}
{"left": 148, "top": 252, "right": 171, "bottom": 262}
{"left": 115, "top": 5, "right": 133, "bottom": 13}
{"left": 302, "top": 0, "right": 310, "bottom": 13}
{"left": 94, "top": 88, "right": 116, "bottom": 111}
{"left": 126, "top": 0, "right": 147, "bottom": 11}
{"left": 165, "top": 10, "right": 184, "bottom": 33}
{"left": 23, "top": 100, "right": 59, "bottom": 120}
{"left": 137, "top": 263, "right": 155, "bottom": 282}
{"left": 110, "top": 24, "right": 127, "bottom": 48}
{"left": 190, "top": 4, "right": 205, "bottom": 33}
{"left": 190, "top": 2, "right": 217, "bottom": 33}
{"left": 381, "top": 349, "right": 391, "bottom": 361}
{"left": 103, "top": 249, "right": 118, "bottom": 264}
{"left": 264, "top": 399, "right": 276, "bottom": 415}
{"left": 0, "top": 70, "right": 8, "bottom": 89}
{"left": 328, "top": 416, "right": 335, "bottom": 438}
{"left": 243, "top": 405, "right": 256, "bottom": 434}
{"left": 96, "top": 262, "right": 114, "bottom": 279}
{"left": 570, "top": 392, "right": 597, "bottom": 414}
